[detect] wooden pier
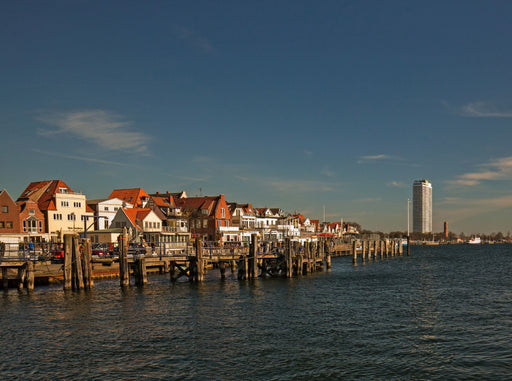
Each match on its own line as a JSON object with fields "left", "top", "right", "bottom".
{"left": 1, "top": 230, "right": 411, "bottom": 292}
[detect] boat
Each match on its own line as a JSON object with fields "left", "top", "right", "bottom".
{"left": 468, "top": 237, "right": 481, "bottom": 244}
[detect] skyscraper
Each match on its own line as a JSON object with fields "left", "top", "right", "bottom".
{"left": 413, "top": 179, "right": 432, "bottom": 233}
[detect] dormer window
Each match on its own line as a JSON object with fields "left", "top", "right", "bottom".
{"left": 59, "top": 187, "right": 68, "bottom": 194}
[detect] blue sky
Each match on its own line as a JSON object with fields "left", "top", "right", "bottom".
{"left": 2, "top": 0, "right": 512, "bottom": 234}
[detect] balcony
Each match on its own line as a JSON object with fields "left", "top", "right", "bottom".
{"left": 218, "top": 226, "right": 240, "bottom": 232}
{"left": 162, "top": 226, "right": 189, "bottom": 233}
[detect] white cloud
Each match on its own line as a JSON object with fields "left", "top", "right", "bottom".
{"left": 321, "top": 167, "right": 336, "bottom": 178}
{"left": 449, "top": 156, "right": 512, "bottom": 186}
{"left": 387, "top": 181, "right": 405, "bottom": 188}
{"left": 357, "top": 154, "right": 402, "bottom": 164}
{"left": 37, "top": 110, "right": 150, "bottom": 154}
{"left": 173, "top": 25, "right": 214, "bottom": 53}
{"left": 460, "top": 101, "right": 512, "bottom": 118}
{"left": 32, "top": 149, "right": 128, "bottom": 166}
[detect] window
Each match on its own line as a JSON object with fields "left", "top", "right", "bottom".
{"left": 81, "top": 215, "right": 88, "bottom": 221}
{"left": 2, "top": 206, "right": 8, "bottom": 213}
{"left": 203, "top": 219, "right": 208, "bottom": 228}
{"left": 59, "top": 187, "right": 68, "bottom": 194}
{"left": 114, "top": 207, "right": 118, "bottom": 211}
{"left": 6, "top": 221, "right": 12, "bottom": 228}
{"left": 74, "top": 202, "right": 81, "bottom": 208}
{"left": 54, "top": 213, "right": 62, "bottom": 220}
{"left": 0, "top": 222, "right": 4, "bottom": 228}
{"left": 104, "top": 206, "right": 109, "bottom": 211}
{"left": 67, "top": 214, "right": 76, "bottom": 221}
{"left": 61, "top": 201, "right": 69, "bottom": 207}
{"left": 39, "top": 221, "right": 42, "bottom": 232}
{"left": 221, "top": 208, "right": 225, "bottom": 218}
{"left": 29, "top": 209, "right": 35, "bottom": 215}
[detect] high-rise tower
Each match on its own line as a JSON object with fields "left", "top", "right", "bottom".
{"left": 413, "top": 179, "right": 432, "bottom": 233}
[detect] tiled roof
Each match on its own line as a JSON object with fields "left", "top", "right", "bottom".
{"left": 108, "top": 188, "right": 149, "bottom": 207}
{"left": 17, "top": 180, "right": 74, "bottom": 211}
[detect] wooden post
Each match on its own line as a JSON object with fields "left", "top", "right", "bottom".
{"left": 285, "top": 238, "right": 292, "bottom": 278}
{"left": 361, "top": 241, "right": 366, "bottom": 263}
{"left": 2, "top": 267, "right": 8, "bottom": 289}
{"left": 398, "top": 240, "right": 403, "bottom": 256}
{"left": 119, "top": 227, "right": 129, "bottom": 287}
{"left": 72, "top": 235, "right": 84, "bottom": 290}
{"left": 63, "top": 234, "right": 73, "bottom": 290}
{"left": 135, "top": 257, "right": 147, "bottom": 286}
{"left": 250, "top": 234, "right": 258, "bottom": 279}
{"left": 17, "top": 266, "right": 26, "bottom": 290}
{"left": 391, "top": 240, "right": 396, "bottom": 257}
{"left": 352, "top": 240, "right": 357, "bottom": 264}
{"left": 219, "top": 261, "right": 226, "bottom": 280}
{"left": 380, "top": 240, "right": 384, "bottom": 258}
{"left": 26, "top": 260, "right": 34, "bottom": 291}
{"left": 169, "top": 261, "right": 177, "bottom": 282}
{"left": 325, "top": 240, "right": 331, "bottom": 270}
{"left": 82, "top": 239, "right": 93, "bottom": 289}
{"left": 195, "top": 237, "right": 204, "bottom": 282}
{"left": 407, "top": 236, "right": 410, "bottom": 256}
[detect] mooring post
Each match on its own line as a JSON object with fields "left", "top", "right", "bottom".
{"left": 285, "top": 238, "right": 292, "bottom": 278}
{"left": 361, "top": 241, "right": 366, "bottom": 263}
{"left": 135, "top": 257, "right": 147, "bottom": 286}
{"left": 325, "top": 240, "right": 331, "bottom": 270}
{"left": 352, "top": 240, "right": 357, "bottom": 264}
{"left": 119, "top": 227, "right": 129, "bottom": 287}
{"left": 72, "top": 235, "right": 84, "bottom": 290}
{"left": 250, "top": 234, "right": 258, "bottom": 279}
{"left": 63, "top": 234, "right": 73, "bottom": 290}
{"left": 2, "top": 267, "right": 8, "bottom": 289}
{"left": 17, "top": 265, "right": 25, "bottom": 290}
{"left": 195, "top": 237, "right": 204, "bottom": 282}
{"left": 380, "top": 240, "right": 384, "bottom": 258}
{"left": 26, "top": 260, "right": 34, "bottom": 291}
{"left": 82, "top": 239, "right": 93, "bottom": 289}
{"left": 399, "top": 240, "right": 403, "bottom": 256}
{"left": 169, "top": 261, "right": 176, "bottom": 282}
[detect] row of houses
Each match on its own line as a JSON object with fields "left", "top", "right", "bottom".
{"left": 0, "top": 180, "right": 358, "bottom": 245}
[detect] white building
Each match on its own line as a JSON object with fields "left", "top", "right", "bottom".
{"left": 413, "top": 179, "right": 432, "bottom": 233}
{"left": 87, "top": 198, "right": 133, "bottom": 230}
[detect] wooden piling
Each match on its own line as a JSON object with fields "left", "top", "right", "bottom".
{"left": 195, "top": 237, "right": 204, "bottom": 282}
{"left": 119, "top": 228, "right": 129, "bottom": 287}
{"left": 63, "top": 234, "right": 73, "bottom": 290}
{"left": 26, "top": 260, "right": 34, "bottom": 291}
{"left": 72, "top": 235, "right": 84, "bottom": 290}
{"left": 380, "top": 240, "right": 384, "bottom": 258}
{"left": 352, "top": 241, "right": 357, "bottom": 264}
{"left": 407, "top": 236, "right": 410, "bottom": 256}
{"left": 135, "top": 257, "right": 147, "bottom": 286}
{"left": 82, "top": 239, "right": 93, "bottom": 289}
{"left": 361, "top": 241, "right": 366, "bottom": 263}
{"left": 250, "top": 234, "right": 258, "bottom": 279}
{"left": 2, "top": 267, "right": 8, "bottom": 289}
{"left": 17, "top": 266, "right": 25, "bottom": 290}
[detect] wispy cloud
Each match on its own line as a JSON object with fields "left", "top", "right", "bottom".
{"left": 173, "top": 25, "right": 214, "bottom": 53}
{"left": 321, "top": 167, "right": 336, "bottom": 178}
{"left": 387, "top": 181, "right": 405, "bottom": 188}
{"left": 37, "top": 110, "right": 150, "bottom": 154}
{"left": 449, "top": 156, "right": 512, "bottom": 186}
{"left": 459, "top": 101, "right": 512, "bottom": 118}
{"left": 32, "top": 149, "right": 128, "bottom": 166}
{"left": 357, "top": 154, "right": 402, "bottom": 164}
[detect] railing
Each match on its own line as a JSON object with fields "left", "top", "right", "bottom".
{"left": 162, "top": 226, "right": 188, "bottom": 233}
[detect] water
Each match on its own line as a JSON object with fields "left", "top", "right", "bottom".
{"left": 1, "top": 245, "right": 511, "bottom": 380}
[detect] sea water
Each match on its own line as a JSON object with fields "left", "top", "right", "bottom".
{"left": 1, "top": 244, "right": 511, "bottom": 380}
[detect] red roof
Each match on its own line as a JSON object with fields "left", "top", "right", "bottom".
{"left": 109, "top": 188, "right": 149, "bottom": 207}
{"left": 17, "top": 180, "right": 74, "bottom": 211}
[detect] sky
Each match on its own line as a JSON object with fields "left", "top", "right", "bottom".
{"left": 1, "top": 0, "right": 512, "bottom": 234}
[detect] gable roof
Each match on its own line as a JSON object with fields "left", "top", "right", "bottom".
{"left": 174, "top": 195, "right": 230, "bottom": 218}
{"left": 108, "top": 188, "right": 149, "bottom": 207}
{"left": 17, "top": 180, "right": 74, "bottom": 211}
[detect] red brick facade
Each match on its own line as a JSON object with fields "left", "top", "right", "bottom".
{"left": 18, "top": 200, "right": 45, "bottom": 234}
{"left": 0, "top": 190, "right": 20, "bottom": 233}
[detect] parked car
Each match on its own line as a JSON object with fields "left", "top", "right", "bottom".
{"left": 92, "top": 243, "right": 109, "bottom": 257}
{"left": 51, "top": 245, "right": 65, "bottom": 260}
